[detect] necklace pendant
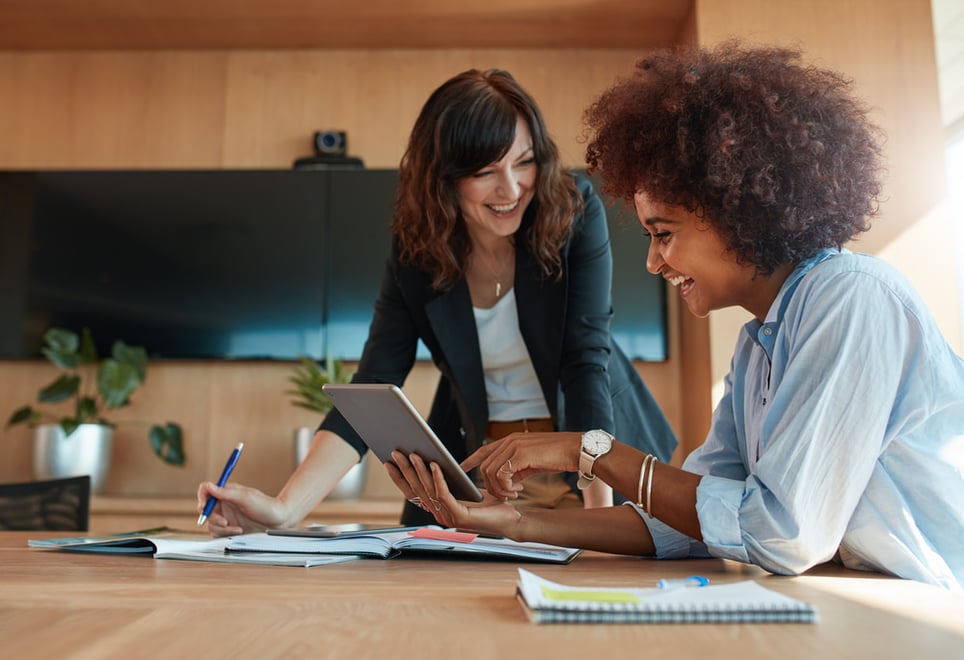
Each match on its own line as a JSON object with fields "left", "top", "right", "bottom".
{"left": 495, "top": 281, "right": 502, "bottom": 297}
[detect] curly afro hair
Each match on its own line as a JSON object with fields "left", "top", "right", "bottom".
{"left": 584, "top": 41, "right": 884, "bottom": 275}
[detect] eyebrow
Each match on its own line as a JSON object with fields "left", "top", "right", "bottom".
{"left": 642, "top": 216, "right": 677, "bottom": 229}
{"left": 514, "top": 145, "right": 534, "bottom": 160}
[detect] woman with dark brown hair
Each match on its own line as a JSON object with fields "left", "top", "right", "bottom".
{"left": 388, "top": 44, "right": 964, "bottom": 590}
{"left": 198, "top": 68, "right": 676, "bottom": 532}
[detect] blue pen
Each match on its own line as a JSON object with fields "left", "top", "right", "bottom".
{"left": 197, "top": 442, "right": 244, "bottom": 526}
{"left": 657, "top": 575, "right": 709, "bottom": 589}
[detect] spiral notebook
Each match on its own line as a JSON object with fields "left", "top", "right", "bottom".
{"left": 516, "top": 569, "right": 818, "bottom": 624}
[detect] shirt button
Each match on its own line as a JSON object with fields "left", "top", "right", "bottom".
{"left": 763, "top": 327, "right": 773, "bottom": 336}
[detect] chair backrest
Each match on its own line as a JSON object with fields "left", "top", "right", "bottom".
{"left": 0, "top": 475, "right": 91, "bottom": 531}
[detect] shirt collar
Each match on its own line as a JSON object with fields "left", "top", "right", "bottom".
{"left": 744, "top": 248, "right": 845, "bottom": 351}
{"left": 764, "top": 247, "right": 845, "bottom": 325}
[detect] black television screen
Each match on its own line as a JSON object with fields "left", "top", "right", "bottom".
{"left": 2, "top": 170, "right": 330, "bottom": 359}
{"left": 0, "top": 169, "right": 666, "bottom": 362}
{"left": 585, "top": 173, "right": 668, "bottom": 362}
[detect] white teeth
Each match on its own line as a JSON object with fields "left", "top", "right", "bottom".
{"left": 489, "top": 201, "right": 519, "bottom": 213}
{"left": 668, "top": 276, "right": 687, "bottom": 287}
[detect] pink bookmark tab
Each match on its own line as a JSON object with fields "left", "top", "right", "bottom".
{"left": 408, "top": 528, "right": 478, "bottom": 543}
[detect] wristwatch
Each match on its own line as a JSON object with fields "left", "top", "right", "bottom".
{"left": 577, "top": 429, "right": 615, "bottom": 489}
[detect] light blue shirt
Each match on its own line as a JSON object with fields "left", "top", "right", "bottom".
{"left": 638, "top": 249, "right": 964, "bottom": 590}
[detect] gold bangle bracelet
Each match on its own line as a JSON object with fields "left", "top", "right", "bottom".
{"left": 636, "top": 454, "right": 653, "bottom": 510}
{"left": 645, "top": 456, "right": 658, "bottom": 518}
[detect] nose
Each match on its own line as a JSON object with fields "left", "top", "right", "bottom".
{"left": 645, "top": 239, "right": 663, "bottom": 275}
{"left": 496, "top": 170, "right": 522, "bottom": 199}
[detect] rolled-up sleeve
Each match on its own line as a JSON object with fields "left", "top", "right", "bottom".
{"left": 625, "top": 502, "right": 710, "bottom": 559}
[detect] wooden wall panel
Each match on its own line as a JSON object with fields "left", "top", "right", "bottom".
{"left": 0, "top": 52, "right": 231, "bottom": 168}
{"left": 0, "top": 49, "right": 651, "bottom": 170}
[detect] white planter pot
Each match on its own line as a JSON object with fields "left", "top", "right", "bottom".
{"left": 294, "top": 426, "right": 368, "bottom": 501}
{"left": 33, "top": 423, "right": 113, "bottom": 494}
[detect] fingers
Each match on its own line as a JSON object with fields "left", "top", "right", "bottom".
{"left": 473, "top": 432, "right": 582, "bottom": 497}
{"left": 460, "top": 440, "right": 501, "bottom": 472}
{"left": 389, "top": 451, "right": 444, "bottom": 518}
{"left": 476, "top": 441, "right": 527, "bottom": 499}
{"left": 201, "top": 498, "right": 244, "bottom": 537}
{"left": 207, "top": 519, "right": 243, "bottom": 537}
{"left": 384, "top": 461, "right": 416, "bottom": 500}
{"left": 196, "top": 481, "right": 219, "bottom": 510}
{"left": 428, "top": 463, "right": 459, "bottom": 527}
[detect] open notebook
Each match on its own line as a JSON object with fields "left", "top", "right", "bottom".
{"left": 516, "top": 569, "right": 818, "bottom": 623}
{"left": 28, "top": 528, "right": 357, "bottom": 567}
{"left": 228, "top": 527, "right": 582, "bottom": 563}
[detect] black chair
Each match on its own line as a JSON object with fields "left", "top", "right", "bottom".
{"left": 0, "top": 475, "right": 91, "bottom": 531}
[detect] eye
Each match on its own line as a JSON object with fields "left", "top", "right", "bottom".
{"left": 653, "top": 231, "right": 672, "bottom": 245}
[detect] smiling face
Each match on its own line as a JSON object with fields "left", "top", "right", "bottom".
{"left": 635, "top": 193, "right": 788, "bottom": 321}
{"left": 455, "top": 116, "right": 537, "bottom": 246}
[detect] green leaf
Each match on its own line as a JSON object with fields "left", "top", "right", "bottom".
{"left": 44, "top": 327, "right": 78, "bottom": 353}
{"left": 38, "top": 374, "right": 81, "bottom": 403}
{"left": 77, "top": 327, "right": 100, "bottom": 365}
{"left": 112, "top": 341, "right": 148, "bottom": 382}
{"left": 60, "top": 417, "right": 80, "bottom": 437}
{"left": 149, "top": 423, "right": 185, "bottom": 466}
{"left": 285, "top": 355, "right": 353, "bottom": 413}
{"left": 41, "top": 328, "right": 81, "bottom": 369}
{"left": 97, "top": 359, "right": 140, "bottom": 408}
{"left": 6, "top": 406, "right": 36, "bottom": 427}
{"left": 75, "top": 396, "right": 99, "bottom": 422}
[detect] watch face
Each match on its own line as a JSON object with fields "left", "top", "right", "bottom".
{"left": 582, "top": 429, "right": 613, "bottom": 455}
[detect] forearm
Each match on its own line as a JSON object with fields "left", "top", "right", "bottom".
{"left": 511, "top": 504, "right": 655, "bottom": 556}
{"left": 594, "top": 443, "right": 703, "bottom": 541}
{"left": 276, "top": 430, "right": 363, "bottom": 526}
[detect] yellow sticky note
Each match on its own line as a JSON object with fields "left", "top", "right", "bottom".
{"left": 541, "top": 585, "right": 640, "bottom": 604}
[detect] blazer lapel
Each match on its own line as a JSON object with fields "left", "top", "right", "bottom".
{"left": 425, "top": 279, "right": 488, "bottom": 443}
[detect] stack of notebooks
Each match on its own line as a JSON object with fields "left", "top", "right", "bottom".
{"left": 515, "top": 569, "right": 818, "bottom": 624}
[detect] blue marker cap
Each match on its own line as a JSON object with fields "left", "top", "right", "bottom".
{"left": 657, "top": 575, "right": 710, "bottom": 589}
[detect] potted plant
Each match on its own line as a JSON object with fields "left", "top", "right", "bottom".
{"left": 286, "top": 355, "right": 366, "bottom": 500}
{"left": 6, "top": 327, "right": 185, "bottom": 492}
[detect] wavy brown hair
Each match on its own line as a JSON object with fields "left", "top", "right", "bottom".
{"left": 393, "top": 68, "right": 580, "bottom": 290}
{"left": 584, "top": 41, "right": 883, "bottom": 275}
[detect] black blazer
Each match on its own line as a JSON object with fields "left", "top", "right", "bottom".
{"left": 320, "top": 176, "right": 677, "bottom": 523}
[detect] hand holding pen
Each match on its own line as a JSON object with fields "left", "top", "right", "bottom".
{"left": 197, "top": 442, "right": 244, "bottom": 527}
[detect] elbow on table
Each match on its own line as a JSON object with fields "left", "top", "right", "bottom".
{"left": 747, "top": 535, "right": 838, "bottom": 576}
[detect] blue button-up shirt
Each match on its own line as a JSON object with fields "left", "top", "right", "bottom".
{"left": 638, "top": 249, "right": 964, "bottom": 590}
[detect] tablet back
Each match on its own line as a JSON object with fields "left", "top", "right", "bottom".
{"left": 322, "top": 383, "right": 483, "bottom": 502}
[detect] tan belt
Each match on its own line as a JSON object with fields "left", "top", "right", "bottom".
{"left": 485, "top": 418, "right": 553, "bottom": 441}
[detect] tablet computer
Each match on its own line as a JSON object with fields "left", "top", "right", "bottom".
{"left": 322, "top": 383, "right": 484, "bottom": 502}
{"left": 266, "top": 524, "right": 423, "bottom": 538}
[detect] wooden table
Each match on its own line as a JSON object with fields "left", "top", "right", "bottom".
{"left": 2, "top": 531, "right": 962, "bottom": 659}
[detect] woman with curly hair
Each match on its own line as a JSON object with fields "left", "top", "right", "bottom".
{"left": 198, "top": 68, "right": 676, "bottom": 532}
{"left": 388, "top": 43, "right": 964, "bottom": 589}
